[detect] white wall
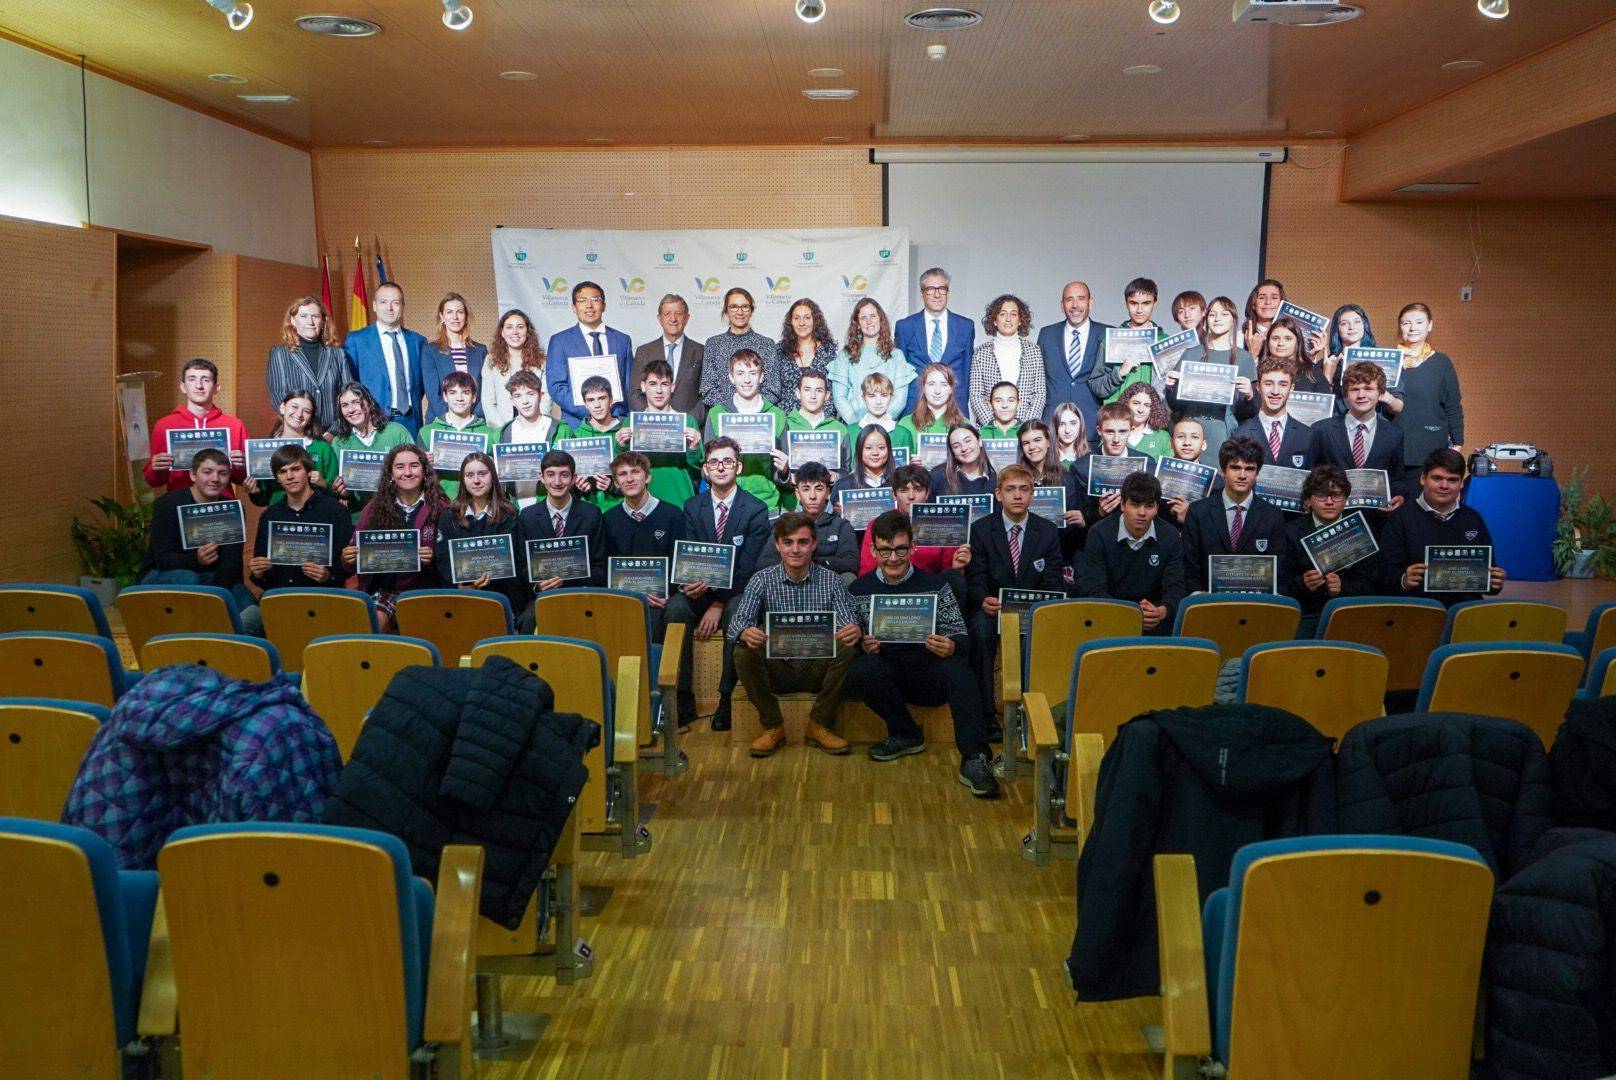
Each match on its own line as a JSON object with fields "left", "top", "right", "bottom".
{"left": 0, "top": 37, "right": 315, "bottom": 265}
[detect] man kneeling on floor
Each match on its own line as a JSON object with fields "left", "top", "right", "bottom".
{"left": 729, "top": 511, "right": 862, "bottom": 758}
{"left": 847, "top": 510, "right": 999, "bottom": 798}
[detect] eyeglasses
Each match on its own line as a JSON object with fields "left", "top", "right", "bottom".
{"left": 1312, "top": 491, "right": 1347, "bottom": 501}
{"left": 707, "top": 459, "right": 738, "bottom": 469}
{"left": 920, "top": 285, "right": 949, "bottom": 296}
{"left": 873, "top": 545, "right": 913, "bottom": 559}
{"left": 726, "top": 303, "right": 754, "bottom": 312}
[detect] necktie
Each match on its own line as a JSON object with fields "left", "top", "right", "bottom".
{"left": 553, "top": 511, "right": 565, "bottom": 535}
{"left": 1008, "top": 523, "right": 1022, "bottom": 575}
{"left": 1230, "top": 504, "right": 1245, "bottom": 549}
{"left": 716, "top": 500, "right": 729, "bottom": 539}
{"left": 632, "top": 509, "right": 645, "bottom": 522}
{"left": 929, "top": 318, "right": 943, "bottom": 364}
{"left": 1269, "top": 420, "right": 1282, "bottom": 461}
{"left": 1351, "top": 423, "right": 1367, "bottom": 468}
{"left": 665, "top": 338, "right": 677, "bottom": 370}
{"left": 590, "top": 331, "right": 604, "bottom": 356}
{"left": 386, "top": 331, "right": 408, "bottom": 413}
{"left": 1067, "top": 328, "right": 1083, "bottom": 379}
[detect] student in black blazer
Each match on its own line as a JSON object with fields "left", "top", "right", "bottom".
{"left": 515, "top": 449, "right": 607, "bottom": 631}
{"left": 1309, "top": 360, "right": 1409, "bottom": 512}
{"left": 1180, "top": 435, "right": 1289, "bottom": 594}
{"left": 1230, "top": 358, "right": 1314, "bottom": 472}
{"left": 963, "top": 464, "right": 1065, "bottom": 734}
{"left": 1278, "top": 465, "right": 1380, "bottom": 636}
{"left": 669, "top": 436, "right": 773, "bottom": 730}
{"left": 1077, "top": 472, "right": 1185, "bottom": 636}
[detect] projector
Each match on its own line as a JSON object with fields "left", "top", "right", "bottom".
{"left": 1232, "top": 0, "right": 1364, "bottom": 26}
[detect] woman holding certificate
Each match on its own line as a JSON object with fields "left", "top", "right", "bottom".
{"left": 479, "top": 309, "right": 547, "bottom": 431}
{"left": 775, "top": 299, "right": 841, "bottom": 417}
{"left": 828, "top": 299, "right": 916, "bottom": 425}
{"left": 1259, "top": 316, "right": 1333, "bottom": 397}
{"left": 1379, "top": 303, "right": 1464, "bottom": 476}
{"left": 345, "top": 444, "right": 447, "bottom": 632}
{"left": 330, "top": 382, "right": 416, "bottom": 519}
{"left": 1164, "top": 296, "right": 1255, "bottom": 464}
{"left": 434, "top": 452, "right": 526, "bottom": 612}
{"left": 966, "top": 294, "right": 1045, "bottom": 426}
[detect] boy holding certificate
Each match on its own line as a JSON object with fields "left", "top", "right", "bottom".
{"left": 704, "top": 349, "right": 790, "bottom": 510}
{"left": 846, "top": 510, "right": 998, "bottom": 797}
{"left": 514, "top": 449, "right": 607, "bottom": 629}
{"left": 625, "top": 358, "right": 703, "bottom": 506}
{"left": 419, "top": 372, "right": 498, "bottom": 500}
{"left": 1086, "top": 277, "right": 1166, "bottom": 405}
{"left": 1279, "top": 465, "right": 1380, "bottom": 635}
{"left": 144, "top": 358, "right": 249, "bottom": 493}
{"left": 1081, "top": 402, "right": 1151, "bottom": 524}
{"left": 499, "top": 370, "right": 562, "bottom": 509}
{"left": 1180, "top": 435, "right": 1289, "bottom": 594}
{"left": 248, "top": 445, "right": 351, "bottom": 593}
{"left": 1378, "top": 448, "right": 1506, "bottom": 607}
{"left": 756, "top": 462, "right": 858, "bottom": 578}
{"left": 783, "top": 370, "right": 846, "bottom": 468}
{"left": 1077, "top": 472, "right": 1184, "bottom": 635}
{"left": 1309, "top": 361, "right": 1406, "bottom": 511}
{"left": 141, "top": 448, "right": 261, "bottom": 634}
{"left": 565, "top": 375, "right": 626, "bottom": 512}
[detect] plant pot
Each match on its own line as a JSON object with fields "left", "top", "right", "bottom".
{"left": 78, "top": 575, "right": 123, "bottom": 610}
{"left": 1564, "top": 549, "right": 1598, "bottom": 579}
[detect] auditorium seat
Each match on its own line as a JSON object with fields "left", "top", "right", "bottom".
{"left": 260, "top": 589, "right": 378, "bottom": 673}
{"left": 1416, "top": 642, "right": 1584, "bottom": 747}
{"left": 300, "top": 634, "right": 440, "bottom": 761}
{"left": 0, "top": 583, "right": 113, "bottom": 638}
{"left": 0, "top": 699, "right": 106, "bottom": 819}
{"left": 1583, "top": 646, "right": 1616, "bottom": 699}
{"left": 1238, "top": 642, "right": 1387, "bottom": 741}
{"left": 116, "top": 584, "right": 242, "bottom": 656}
{"left": 1442, "top": 599, "right": 1567, "bottom": 646}
{"left": 1565, "top": 601, "right": 1616, "bottom": 669}
{"left": 394, "top": 588, "right": 513, "bottom": 667}
{"left": 140, "top": 632, "right": 284, "bottom": 683}
{"left": 0, "top": 632, "right": 128, "bottom": 707}
{"left": 1172, "top": 594, "right": 1301, "bottom": 661}
{"left": 1315, "top": 596, "right": 1446, "bottom": 697}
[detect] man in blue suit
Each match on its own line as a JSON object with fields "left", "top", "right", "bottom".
{"left": 545, "top": 280, "right": 634, "bottom": 426}
{"left": 344, "top": 281, "right": 426, "bottom": 436}
{"left": 893, "top": 266, "right": 975, "bottom": 414}
{"left": 1035, "top": 280, "right": 1108, "bottom": 441}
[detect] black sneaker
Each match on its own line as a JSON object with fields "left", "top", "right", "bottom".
{"left": 710, "top": 698, "right": 732, "bottom": 732}
{"left": 958, "top": 754, "right": 1001, "bottom": 798}
{"left": 869, "top": 735, "right": 926, "bottom": 761}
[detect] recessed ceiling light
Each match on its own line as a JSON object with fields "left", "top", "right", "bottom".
{"left": 208, "top": 73, "right": 249, "bottom": 84}
{"left": 1059, "top": 134, "right": 1090, "bottom": 142}
{"left": 1148, "top": 1, "right": 1181, "bottom": 25}
{"left": 903, "top": 7, "right": 983, "bottom": 31}
{"left": 499, "top": 70, "right": 538, "bottom": 81}
{"left": 1477, "top": 0, "right": 1509, "bottom": 18}
{"left": 294, "top": 14, "right": 382, "bottom": 37}
{"left": 586, "top": 137, "right": 614, "bottom": 144}
{"left": 1441, "top": 59, "right": 1485, "bottom": 71}
{"left": 1124, "top": 64, "right": 1162, "bottom": 76}
{"left": 1305, "top": 129, "right": 1336, "bottom": 137}
{"left": 823, "top": 135, "right": 851, "bottom": 143}
{"left": 236, "top": 94, "right": 298, "bottom": 104}
{"left": 802, "top": 87, "right": 859, "bottom": 100}
{"left": 808, "top": 67, "right": 844, "bottom": 78}
{"left": 363, "top": 139, "right": 392, "bottom": 147}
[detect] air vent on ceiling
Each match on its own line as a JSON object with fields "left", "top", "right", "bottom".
{"left": 295, "top": 14, "right": 382, "bottom": 37}
{"left": 904, "top": 7, "right": 983, "bottom": 31}
{"left": 1395, "top": 182, "right": 1480, "bottom": 194}
{"left": 1231, "top": 1, "right": 1362, "bottom": 26}
{"left": 802, "top": 88, "right": 859, "bottom": 101}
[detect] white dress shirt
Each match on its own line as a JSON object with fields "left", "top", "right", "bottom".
{"left": 993, "top": 335, "right": 1022, "bottom": 385}
{"left": 1118, "top": 515, "right": 1157, "bottom": 550}
{"left": 380, "top": 327, "right": 408, "bottom": 410}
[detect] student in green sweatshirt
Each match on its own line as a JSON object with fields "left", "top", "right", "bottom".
{"left": 418, "top": 372, "right": 499, "bottom": 500}
{"left": 704, "top": 348, "right": 789, "bottom": 510}
{"left": 783, "top": 369, "right": 850, "bottom": 475}
{"left": 244, "top": 388, "right": 338, "bottom": 508}
{"left": 620, "top": 357, "right": 702, "bottom": 506}
{"left": 979, "top": 381, "right": 1025, "bottom": 439}
{"left": 563, "top": 375, "right": 626, "bottom": 513}
{"left": 329, "top": 381, "right": 416, "bottom": 520}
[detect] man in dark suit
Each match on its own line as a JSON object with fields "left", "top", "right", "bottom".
{"left": 544, "top": 280, "right": 634, "bottom": 426}
{"left": 963, "top": 464, "right": 1066, "bottom": 736}
{"left": 1180, "top": 435, "right": 1289, "bottom": 593}
{"left": 343, "top": 281, "right": 426, "bottom": 436}
{"left": 1310, "top": 360, "right": 1409, "bottom": 512}
{"left": 1077, "top": 471, "right": 1185, "bottom": 635}
{"left": 1231, "top": 358, "right": 1314, "bottom": 471}
{"left": 629, "top": 293, "right": 706, "bottom": 426}
{"left": 669, "top": 436, "right": 773, "bottom": 730}
{"left": 1036, "top": 280, "right": 1109, "bottom": 439}
{"left": 893, "top": 266, "right": 975, "bottom": 413}
{"left": 515, "top": 448, "right": 608, "bottom": 631}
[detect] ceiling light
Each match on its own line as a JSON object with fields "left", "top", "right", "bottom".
{"left": 363, "top": 139, "right": 392, "bottom": 147}
{"left": 823, "top": 135, "right": 850, "bottom": 143}
{"left": 1124, "top": 64, "right": 1162, "bottom": 75}
{"left": 442, "top": 0, "right": 473, "bottom": 30}
{"left": 208, "top": 73, "right": 248, "bottom": 84}
{"left": 499, "top": 70, "right": 537, "bottom": 80}
{"left": 295, "top": 15, "right": 382, "bottom": 37}
{"left": 1059, "top": 134, "right": 1090, "bottom": 142}
{"left": 1305, "top": 129, "right": 1336, "bottom": 137}
{"left": 1477, "top": 0, "right": 1509, "bottom": 18}
{"left": 1442, "top": 59, "right": 1484, "bottom": 71}
{"left": 796, "top": 0, "right": 826, "bottom": 24}
{"left": 586, "top": 137, "right": 614, "bottom": 144}
{"left": 203, "top": 0, "right": 253, "bottom": 31}
{"left": 808, "top": 67, "right": 844, "bottom": 78}
{"left": 1148, "top": 1, "right": 1181, "bottom": 25}
{"left": 903, "top": 7, "right": 983, "bottom": 31}
{"left": 802, "top": 87, "right": 858, "bottom": 100}
{"left": 236, "top": 94, "right": 297, "bottom": 104}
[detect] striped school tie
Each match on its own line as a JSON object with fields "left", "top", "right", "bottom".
{"left": 1352, "top": 423, "right": 1367, "bottom": 468}
{"left": 929, "top": 318, "right": 943, "bottom": 365}
{"left": 1067, "top": 329, "right": 1083, "bottom": 379}
{"left": 1229, "top": 504, "right": 1245, "bottom": 549}
{"left": 1008, "top": 523, "right": 1022, "bottom": 575}
{"left": 1269, "top": 420, "right": 1282, "bottom": 461}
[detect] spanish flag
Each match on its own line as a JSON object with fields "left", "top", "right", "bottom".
{"left": 349, "top": 248, "right": 369, "bottom": 334}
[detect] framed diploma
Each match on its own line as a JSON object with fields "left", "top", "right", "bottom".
{"left": 909, "top": 502, "right": 970, "bottom": 547}
{"left": 356, "top": 529, "right": 421, "bottom": 574}
{"left": 786, "top": 429, "right": 843, "bottom": 472}
{"left": 1207, "top": 554, "right": 1277, "bottom": 594}
{"left": 937, "top": 493, "right": 993, "bottom": 525}
{"left": 177, "top": 500, "right": 245, "bottom": 549}
{"left": 494, "top": 442, "right": 549, "bottom": 483}
{"left": 1424, "top": 545, "right": 1492, "bottom": 593}
{"left": 338, "top": 449, "right": 387, "bottom": 493}
{"left": 557, "top": 436, "right": 614, "bottom": 478}
{"left": 840, "top": 488, "right": 897, "bottom": 531}
{"left": 1105, "top": 327, "right": 1155, "bottom": 366}
{"left": 998, "top": 588, "right": 1064, "bottom": 631}
{"left": 564, "top": 354, "right": 624, "bottom": 405}
{"left": 524, "top": 535, "right": 591, "bottom": 582}
{"left": 449, "top": 534, "right": 517, "bottom": 584}
{"left": 1300, "top": 512, "right": 1379, "bottom": 576}
{"left": 982, "top": 438, "right": 1020, "bottom": 473}
{"left": 1345, "top": 469, "right": 1391, "bottom": 510}
{"left": 266, "top": 520, "right": 332, "bottom": 566}
{"left": 869, "top": 593, "right": 936, "bottom": 643}
{"left": 1154, "top": 456, "right": 1218, "bottom": 503}
{"left": 629, "top": 412, "right": 690, "bottom": 454}
{"left": 1277, "top": 301, "right": 1330, "bottom": 335}
{"left": 1253, "top": 465, "right": 1309, "bottom": 512}
{"left": 1088, "top": 454, "right": 1143, "bottom": 497}
{"left": 1287, "top": 391, "right": 1335, "bottom": 427}
{"left": 608, "top": 556, "right": 669, "bottom": 598}
{"left": 246, "top": 437, "right": 307, "bottom": 480}
{"left": 671, "top": 540, "right": 736, "bottom": 589}
{"left": 1150, "top": 328, "right": 1199, "bottom": 375}
{"left": 917, "top": 433, "right": 949, "bottom": 469}
{"left": 1029, "top": 485, "right": 1067, "bottom": 525}
{"left": 1175, "top": 360, "right": 1238, "bottom": 406}
{"left": 428, "top": 429, "right": 489, "bottom": 476}
{"left": 766, "top": 611, "right": 836, "bottom": 660}
{"left": 1344, "top": 346, "right": 1403, "bottom": 390}
{"left": 715, "top": 412, "right": 777, "bottom": 456}
{"left": 167, "top": 427, "right": 231, "bottom": 470}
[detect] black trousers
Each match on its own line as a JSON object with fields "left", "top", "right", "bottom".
{"left": 663, "top": 592, "right": 740, "bottom": 701}
{"left": 968, "top": 611, "right": 1005, "bottom": 725}
{"left": 846, "top": 647, "right": 988, "bottom": 759}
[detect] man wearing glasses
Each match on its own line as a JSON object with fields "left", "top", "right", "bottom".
{"left": 545, "top": 280, "right": 635, "bottom": 426}
{"left": 845, "top": 510, "right": 999, "bottom": 798}
{"left": 894, "top": 267, "right": 976, "bottom": 413}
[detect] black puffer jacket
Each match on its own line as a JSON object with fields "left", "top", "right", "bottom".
{"left": 1069, "top": 703, "right": 1336, "bottom": 1001}
{"left": 1550, "top": 696, "right": 1616, "bottom": 831}
{"left": 1336, "top": 712, "right": 1553, "bottom": 879}
{"left": 1485, "top": 831, "right": 1616, "bottom": 1080}
{"left": 323, "top": 657, "right": 598, "bottom": 927}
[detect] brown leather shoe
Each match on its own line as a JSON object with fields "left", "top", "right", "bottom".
{"left": 750, "top": 727, "right": 788, "bottom": 757}
{"left": 804, "top": 721, "right": 850, "bottom": 755}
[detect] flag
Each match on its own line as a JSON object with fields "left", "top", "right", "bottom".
{"left": 320, "top": 254, "right": 333, "bottom": 316}
{"left": 375, "top": 240, "right": 389, "bottom": 287}
{"left": 349, "top": 252, "right": 368, "bottom": 334}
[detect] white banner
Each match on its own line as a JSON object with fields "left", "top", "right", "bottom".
{"left": 490, "top": 227, "right": 912, "bottom": 353}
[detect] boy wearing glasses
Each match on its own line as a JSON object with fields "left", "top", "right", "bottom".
{"left": 894, "top": 267, "right": 976, "bottom": 414}
{"left": 1280, "top": 465, "right": 1380, "bottom": 636}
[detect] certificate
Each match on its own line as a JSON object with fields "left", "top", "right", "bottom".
{"left": 1088, "top": 455, "right": 1143, "bottom": 496}
{"left": 630, "top": 412, "right": 689, "bottom": 454}
{"left": 564, "top": 354, "right": 624, "bottom": 405}
{"left": 891, "top": 447, "right": 911, "bottom": 467}
{"left": 840, "top": 488, "right": 897, "bottom": 531}
{"left": 1345, "top": 468, "right": 1391, "bottom": 510}
{"left": 1175, "top": 360, "right": 1238, "bottom": 406}
{"left": 998, "top": 588, "right": 1064, "bottom": 631}
{"left": 1277, "top": 301, "right": 1330, "bottom": 335}
{"left": 1029, "top": 485, "right": 1067, "bottom": 525}
{"left": 938, "top": 493, "right": 994, "bottom": 526}
{"left": 246, "top": 437, "right": 307, "bottom": 480}
{"left": 494, "top": 441, "right": 549, "bottom": 483}
{"left": 766, "top": 611, "right": 836, "bottom": 660}
{"left": 909, "top": 502, "right": 970, "bottom": 547}
{"left": 356, "top": 529, "right": 421, "bottom": 574}
{"left": 525, "top": 535, "right": 591, "bottom": 582}
{"left": 1155, "top": 456, "right": 1218, "bottom": 503}
{"left": 1150, "top": 328, "right": 1199, "bottom": 375}
{"left": 1344, "top": 346, "right": 1403, "bottom": 390}
{"left": 167, "top": 427, "right": 231, "bottom": 470}
{"left": 1424, "top": 545, "right": 1492, "bottom": 593}
{"left": 428, "top": 429, "right": 489, "bottom": 475}
{"left": 786, "top": 429, "right": 842, "bottom": 472}
{"left": 608, "top": 556, "right": 669, "bottom": 598}
{"left": 177, "top": 500, "right": 245, "bottom": 549}
{"left": 671, "top": 540, "right": 736, "bottom": 589}
{"left": 1288, "top": 391, "right": 1335, "bottom": 427}
{"left": 558, "top": 436, "right": 614, "bottom": 477}
{"left": 1207, "top": 554, "right": 1276, "bottom": 594}
{"left": 338, "top": 449, "right": 387, "bottom": 493}
{"left": 1105, "top": 327, "right": 1155, "bottom": 367}
{"left": 869, "top": 593, "right": 936, "bottom": 643}
{"left": 982, "top": 438, "right": 1020, "bottom": 472}
{"left": 1253, "top": 465, "right": 1309, "bottom": 512}
{"left": 448, "top": 534, "right": 517, "bottom": 584}
{"left": 1301, "top": 512, "right": 1379, "bottom": 576}
{"left": 917, "top": 433, "right": 949, "bottom": 469}
{"left": 716, "top": 412, "right": 777, "bottom": 456}
{"left": 267, "top": 520, "right": 332, "bottom": 566}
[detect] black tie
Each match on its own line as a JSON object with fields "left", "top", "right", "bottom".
{"left": 590, "top": 331, "right": 604, "bottom": 356}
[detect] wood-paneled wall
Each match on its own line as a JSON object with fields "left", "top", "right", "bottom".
{"left": 117, "top": 249, "right": 237, "bottom": 410}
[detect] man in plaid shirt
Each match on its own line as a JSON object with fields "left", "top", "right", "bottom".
{"left": 729, "top": 511, "right": 862, "bottom": 758}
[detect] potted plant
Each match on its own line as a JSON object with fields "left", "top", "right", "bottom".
{"left": 70, "top": 497, "right": 151, "bottom": 608}
{"left": 1553, "top": 468, "right": 1616, "bottom": 579}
